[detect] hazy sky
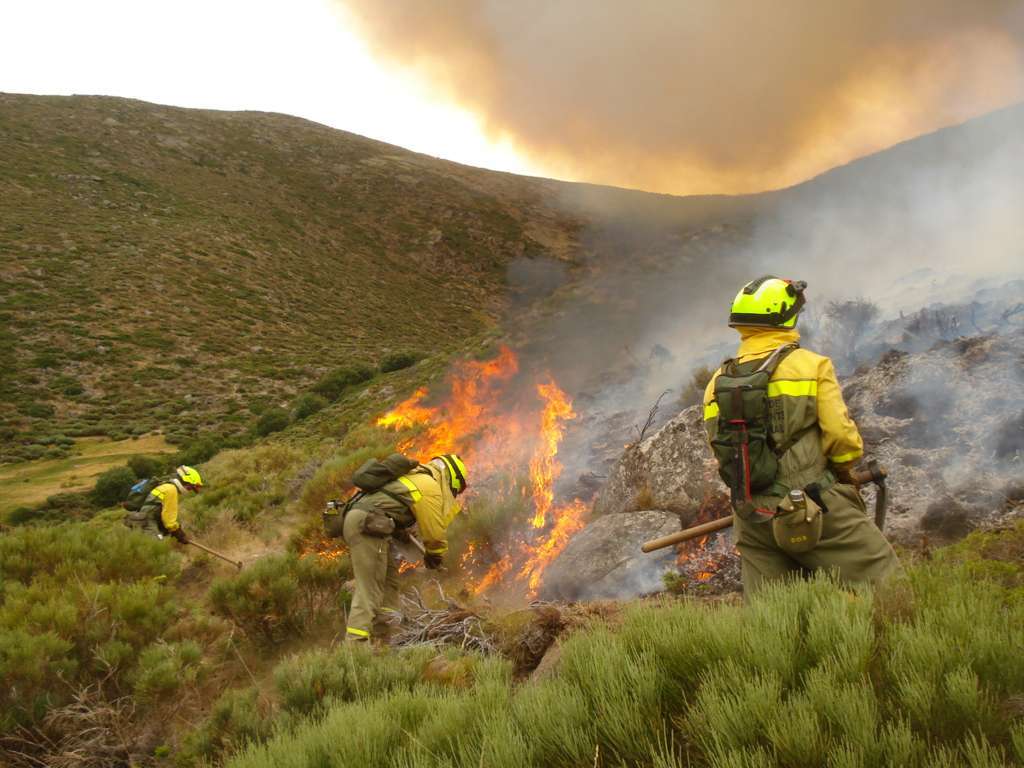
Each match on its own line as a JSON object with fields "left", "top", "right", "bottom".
{"left": 0, "top": 0, "right": 542, "bottom": 176}
{"left": 3, "top": 0, "right": 1022, "bottom": 194}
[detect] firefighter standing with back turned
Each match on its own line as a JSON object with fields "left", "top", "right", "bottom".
{"left": 330, "top": 453, "right": 468, "bottom": 642}
{"left": 702, "top": 276, "right": 899, "bottom": 594}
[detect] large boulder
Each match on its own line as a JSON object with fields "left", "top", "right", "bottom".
{"left": 591, "top": 404, "right": 723, "bottom": 520}
{"left": 539, "top": 510, "right": 681, "bottom": 601}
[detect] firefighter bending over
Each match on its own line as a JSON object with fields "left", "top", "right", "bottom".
{"left": 326, "top": 453, "right": 468, "bottom": 642}
{"left": 123, "top": 465, "right": 203, "bottom": 544}
{"left": 703, "top": 276, "right": 899, "bottom": 594}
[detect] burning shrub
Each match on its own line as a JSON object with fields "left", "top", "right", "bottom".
{"left": 208, "top": 553, "right": 350, "bottom": 644}
{"left": 822, "top": 298, "right": 880, "bottom": 370}
{"left": 679, "top": 363, "right": 715, "bottom": 408}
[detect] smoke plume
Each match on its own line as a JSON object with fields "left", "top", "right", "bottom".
{"left": 339, "top": 1, "right": 1024, "bottom": 194}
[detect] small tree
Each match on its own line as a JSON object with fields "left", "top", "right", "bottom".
{"left": 128, "top": 454, "right": 164, "bottom": 479}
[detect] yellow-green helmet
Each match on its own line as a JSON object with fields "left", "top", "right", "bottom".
{"left": 728, "top": 276, "right": 807, "bottom": 329}
{"left": 433, "top": 453, "right": 468, "bottom": 496}
{"left": 176, "top": 465, "right": 203, "bottom": 488}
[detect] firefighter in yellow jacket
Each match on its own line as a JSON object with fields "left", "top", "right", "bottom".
{"left": 341, "top": 453, "right": 467, "bottom": 641}
{"left": 703, "top": 276, "right": 898, "bottom": 594}
{"left": 124, "top": 465, "right": 203, "bottom": 543}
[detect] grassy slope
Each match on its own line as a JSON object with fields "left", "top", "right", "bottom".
{"left": 0, "top": 433, "right": 172, "bottom": 514}
{"left": 226, "top": 527, "right": 1024, "bottom": 768}
{"left": 0, "top": 94, "right": 581, "bottom": 461}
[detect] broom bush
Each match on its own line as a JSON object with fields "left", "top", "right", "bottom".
{"left": 225, "top": 557, "right": 1023, "bottom": 768}
{"left": 0, "top": 523, "right": 181, "bottom": 730}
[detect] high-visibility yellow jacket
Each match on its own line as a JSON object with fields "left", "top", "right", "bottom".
{"left": 703, "top": 328, "right": 863, "bottom": 498}
{"left": 405, "top": 463, "right": 462, "bottom": 555}
{"left": 146, "top": 481, "right": 182, "bottom": 532}
{"left": 354, "top": 461, "right": 462, "bottom": 556}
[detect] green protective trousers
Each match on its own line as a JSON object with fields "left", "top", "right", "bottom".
{"left": 124, "top": 503, "right": 165, "bottom": 539}
{"left": 733, "top": 482, "right": 899, "bottom": 596}
{"left": 343, "top": 507, "right": 401, "bottom": 640}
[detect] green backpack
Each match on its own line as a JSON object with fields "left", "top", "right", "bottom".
{"left": 322, "top": 453, "right": 420, "bottom": 538}
{"left": 709, "top": 344, "right": 798, "bottom": 513}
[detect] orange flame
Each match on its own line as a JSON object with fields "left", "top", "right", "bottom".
{"left": 473, "top": 556, "right": 512, "bottom": 596}
{"left": 519, "top": 498, "right": 588, "bottom": 594}
{"left": 377, "top": 347, "right": 590, "bottom": 598}
{"left": 529, "top": 380, "right": 576, "bottom": 528}
{"left": 377, "top": 346, "right": 519, "bottom": 467}
{"left": 376, "top": 387, "right": 435, "bottom": 431}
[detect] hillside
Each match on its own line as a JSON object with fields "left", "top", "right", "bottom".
{"left": 1, "top": 95, "right": 1023, "bottom": 768}
{"left": 0, "top": 94, "right": 581, "bottom": 461}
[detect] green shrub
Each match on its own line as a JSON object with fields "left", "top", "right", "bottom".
{"left": 274, "top": 644, "right": 433, "bottom": 717}
{"left": 0, "top": 523, "right": 180, "bottom": 730}
{"left": 20, "top": 402, "right": 55, "bottom": 419}
{"left": 7, "top": 492, "right": 95, "bottom": 527}
{"left": 132, "top": 640, "right": 202, "bottom": 702}
{"left": 225, "top": 560, "right": 1024, "bottom": 768}
{"left": 255, "top": 408, "right": 290, "bottom": 437}
{"left": 311, "top": 365, "right": 374, "bottom": 402}
{"left": 380, "top": 352, "right": 421, "bottom": 373}
{"left": 128, "top": 454, "right": 166, "bottom": 479}
{"left": 292, "top": 393, "right": 328, "bottom": 421}
{"left": 299, "top": 443, "right": 394, "bottom": 515}
{"left": 90, "top": 465, "right": 137, "bottom": 507}
{"left": 186, "top": 444, "right": 303, "bottom": 529}
{"left": 176, "top": 433, "right": 229, "bottom": 465}
{"left": 176, "top": 687, "right": 275, "bottom": 766}
{"left": 209, "top": 553, "right": 350, "bottom": 644}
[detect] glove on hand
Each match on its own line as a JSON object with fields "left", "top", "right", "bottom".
{"left": 424, "top": 552, "right": 444, "bottom": 570}
{"left": 171, "top": 528, "right": 189, "bottom": 544}
{"left": 831, "top": 460, "right": 860, "bottom": 488}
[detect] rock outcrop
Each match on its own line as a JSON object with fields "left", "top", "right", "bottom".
{"left": 539, "top": 510, "right": 681, "bottom": 601}
{"left": 590, "top": 404, "right": 720, "bottom": 520}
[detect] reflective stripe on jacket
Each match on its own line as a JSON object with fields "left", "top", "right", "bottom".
{"left": 702, "top": 327, "right": 863, "bottom": 495}
{"left": 352, "top": 462, "right": 462, "bottom": 555}
{"left": 147, "top": 482, "right": 180, "bottom": 532}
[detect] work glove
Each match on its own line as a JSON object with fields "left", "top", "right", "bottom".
{"left": 393, "top": 527, "right": 412, "bottom": 543}
{"left": 424, "top": 552, "right": 444, "bottom": 570}
{"left": 170, "top": 528, "right": 189, "bottom": 545}
{"left": 831, "top": 460, "right": 860, "bottom": 488}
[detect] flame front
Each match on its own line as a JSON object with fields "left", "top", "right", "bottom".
{"left": 377, "top": 346, "right": 519, "bottom": 467}
{"left": 519, "top": 498, "right": 588, "bottom": 592}
{"left": 377, "top": 347, "right": 589, "bottom": 599}
{"left": 529, "top": 380, "right": 576, "bottom": 528}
